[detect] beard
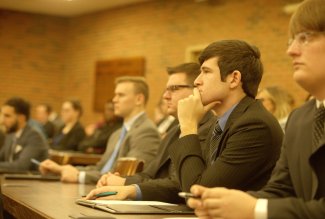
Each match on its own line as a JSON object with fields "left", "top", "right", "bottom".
{"left": 6, "top": 121, "right": 19, "bottom": 133}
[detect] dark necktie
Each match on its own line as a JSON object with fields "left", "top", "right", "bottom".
{"left": 312, "top": 104, "right": 325, "bottom": 150}
{"left": 210, "top": 120, "right": 223, "bottom": 162}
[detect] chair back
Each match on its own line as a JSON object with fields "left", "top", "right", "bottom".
{"left": 113, "top": 157, "right": 144, "bottom": 176}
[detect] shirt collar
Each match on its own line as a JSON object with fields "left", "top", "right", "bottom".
{"left": 218, "top": 103, "right": 239, "bottom": 131}
{"left": 123, "top": 111, "right": 145, "bottom": 131}
{"left": 316, "top": 100, "right": 325, "bottom": 108}
{"left": 15, "top": 128, "right": 23, "bottom": 139}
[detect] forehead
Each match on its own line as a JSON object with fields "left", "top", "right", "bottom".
{"left": 201, "top": 57, "right": 219, "bottom": 69}
{"left": 167, "top": 73, "right": 188, "bottom": 85}
{"left": 115, "top": 82, "right": 135, "bottom": 93}
{"left": 62, "top": 102, "right": 73, "bottom": 109}
{"left": 1, "top": 105, "right": 15, "bottom": 114}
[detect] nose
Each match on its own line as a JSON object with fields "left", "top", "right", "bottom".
{"left": 194, "top": 73, "right": 202, "bottom": 87}
{"left": 163, "top": 89, "right": 171, "bottom": 100}
{"left": 286, "top": 40, "right": 301, "bottom": 57}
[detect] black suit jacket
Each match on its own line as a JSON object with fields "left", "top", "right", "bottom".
{"left": 250, "top": 99, "right": 325, "bottom": 219}
{"left": 51, "top": 122, "right": 85, "bottom": 151}
{"left": 169, "top": 96, "right": 283, "bottom": 192}
{"left": 0, "top": 125, "right": 49, "bottom": 171}
{"left": 137, "top": 111, "right": 216, "bottom": 203}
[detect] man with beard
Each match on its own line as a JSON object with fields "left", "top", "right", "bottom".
{"left": 0, "top": 97, "right": 48, "bottom": 171}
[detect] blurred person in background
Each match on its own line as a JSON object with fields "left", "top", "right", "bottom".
{"left": 35, "top": 103, "right": 55, "bottom": 141}
{"left": 78, "top": 100, "right": 123, "bottom": 154}
{"left": 257, "top": 86, "right": 295, "bottom": 131}
{"left": 0, "top": 97, "right": 48, "bottom": 171}
{"left": 51, "top": 100, "right": 85, "bottom": 151}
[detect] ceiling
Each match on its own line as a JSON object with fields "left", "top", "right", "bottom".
{"left": 0, "top": 0, "right": 153, "bottom": 17}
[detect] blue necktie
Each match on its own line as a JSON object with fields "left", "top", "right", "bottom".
{"left": 101, "top": 126, "right": 127, "bottom": 174}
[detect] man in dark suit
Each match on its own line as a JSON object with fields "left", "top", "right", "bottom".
{"left": 39, "top": 76, "right": 161, "bottom": 184}
{"left": 187, "top": 1, "right": 325, "bottom": 219}
{"left": 90, "top": 63, "right": 215, "bottom": 203}
{"left": 84, "top": 39, "right": 284, "bottom": 201}
{"left": 0, "top": 97, "right": 48, "bottom": 171}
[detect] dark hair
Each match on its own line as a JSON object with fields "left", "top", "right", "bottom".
{"left": 167, "top": 62, "right": 201, "bottom": 84}
{"left": 4, "top": 97, "right": 31, "bottom": 120}
{"left": 65, "top": 100, "right": 83, "bottom": 117}
{"left": 115, "top": 76, "right": 149, "bottom": 105}
{"left": 289, "top": 0, "right": 325, "bottom": 37}
{"left": 198, "top": 40, "right": 263, "bottom": 98}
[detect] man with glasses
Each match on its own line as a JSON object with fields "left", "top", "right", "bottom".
{"left": 187, "top": 0, "right": 325, "bottom": 218}
{"left": 85, "top": 63, "right": 215, "bottom": 203}
{"left": 85, "top": 38, "right": 284, "bottom": 202}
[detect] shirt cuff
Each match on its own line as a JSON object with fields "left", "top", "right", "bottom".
{"left": 78, "top": 171, "right": 86, "bottom": 184}
{"left": 254, "top": 199, "right": 268, "bottom": 219}
{"left": 133, "top": 184, "right": 142, "bottom": 200}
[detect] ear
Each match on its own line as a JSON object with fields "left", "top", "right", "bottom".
{"left": 135, "top": 93, "right": 145, "bottom": 106}
{"left": 227, "top": 70, "right": 242, "bottom": 89}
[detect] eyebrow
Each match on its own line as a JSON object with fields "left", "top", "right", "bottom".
{"left": 201, "top": 66, "right": 211, "bottom": 71}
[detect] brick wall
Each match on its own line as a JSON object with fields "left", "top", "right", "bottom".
{"left": 0, "top": 0, "right": 307, "bottom": 125}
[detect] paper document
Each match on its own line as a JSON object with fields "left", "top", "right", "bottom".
{"left": 83, "top": 200, "right": 177, "bottom": 206}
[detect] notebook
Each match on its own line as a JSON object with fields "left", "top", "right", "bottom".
{"left": 4, "top": 173, "right": 60, "bottom": 181}
{"left": 76, "top": 200, "right": 194, "bottom": 215}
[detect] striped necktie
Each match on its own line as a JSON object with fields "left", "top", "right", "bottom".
{"left": 312, "top": 104, "right": 325, "bottom": 150}
{"left": 210, "top": 120, "right": 222, "bottom": 162}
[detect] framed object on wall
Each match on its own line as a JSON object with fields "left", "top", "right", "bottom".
{"left": 94, "top": 57, "right": 145, "bottom": 112}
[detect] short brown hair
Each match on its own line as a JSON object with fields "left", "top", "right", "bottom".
{"left": 289, "top": 0, "right": 325, "bottom": 37}
{"left": 167, "top": 62, "right": 200, "bottom": 85}
{"left": 198, "top": 40, "right": 263, "bottom": 98}
{"left": 115, "top": 76, "right": 149, "bottom": 104}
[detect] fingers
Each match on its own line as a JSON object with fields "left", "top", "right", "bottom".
{"left": 203, "top": 101, "right": 220, "bottom": 113}
{"left": 201, "top": 187, "right": 228, "bottom": 199}
{"left": 85, "top": 187, "right": 110, "bottom": 200}
{"left": 187, "top": 197, "right": 203, "bottom": 209}
{"left": 190, "top": 184, "right": 207, "bottom": 197}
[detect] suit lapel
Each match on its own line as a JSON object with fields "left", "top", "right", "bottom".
{"left": 118, "top": 113, "right": 147, "bottom": 157}
{"left": 211, "top": 97, "right": 254, "bottom": 160}
{"left": 155, "top": 126, "right": 180, "bottom": 172}
{"left": 310, "top": 134, "right": 325, "bottom": 198}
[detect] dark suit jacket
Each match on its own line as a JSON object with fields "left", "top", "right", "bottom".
{"left": 51, "top": 121, "right": 85, "bottom": 151}
{"left": 250, "top": 99, "right": 325, "bottom": 219}
{"left": 0, "top": 125, "right": 49, "bottom": 171}
{"left": 78, "top": 119, "right": 123, "bottom": 153}
{"left": 79, "top": 113, "right": 161, "bottom": 184}
{"left": 169, "top": 96, "right": 283, "bottom": 193}
{"left": 137, "top": 111, "right": 216, "bottom": 203}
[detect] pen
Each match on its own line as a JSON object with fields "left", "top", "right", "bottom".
{"left": 178, "top": 192, "right": 200, "bottom": 199}
{"left": 31, "top": 158, "right": 41, "bottom": 166}
{"left": 95, "top": 191, "right": 118, "bottom": 198}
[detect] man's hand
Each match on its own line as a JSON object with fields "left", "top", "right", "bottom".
{"left": 178, "top": 88, "right": 217, "bottom": 137}
{"left": 60, "top": 165, "right": 79, "bottom": 183}
{"left": 85, "top": 185, "right": 136, "bottom": 200}
{"left": 96, "top": 172, "right": 126, "bottom": 187}
{"left": 188, "top": 185, "right": 257, "bottom": 219}
{"left": 39, "top": 159, "right": 63, "bottom": 175}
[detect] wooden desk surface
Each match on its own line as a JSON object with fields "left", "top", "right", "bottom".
{"left": 1, "top": 179, "right": 195, "bottom": 219}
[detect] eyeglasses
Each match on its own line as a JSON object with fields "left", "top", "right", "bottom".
{"left": 288, "top": 31, "right": 324, "bottom": 47}
{"left": 165, "top": 85, "right": 194, "bottom": 93}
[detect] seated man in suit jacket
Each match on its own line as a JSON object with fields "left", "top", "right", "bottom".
{"left": 187, "top": 1, "right": 325, "bottom": 219}
{"left": 39, "top": 76, "right": 161, "bottom": 184}
{"left": 84, "top": 41, "right": 283, "bottom": 203}
{"left": 0, "top": 97, "right": 49, "bottom": 171}
{"left": 92, "top": 63, "right": 215, "bottom": 203}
